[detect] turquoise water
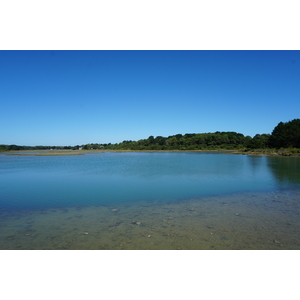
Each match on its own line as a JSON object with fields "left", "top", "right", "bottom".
{"left": 1, "top": 152, "right": 300, "bottom": 211}
{"left": 1, "top": 152, "right": 300, "bottom": 249}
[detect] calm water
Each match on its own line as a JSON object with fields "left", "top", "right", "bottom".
{"left": 1, "top": 152, "right": 300, "bottom": 249}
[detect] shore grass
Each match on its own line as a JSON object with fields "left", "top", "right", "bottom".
{"left": 232, "top": 148, "right": 300, "bottom": 157}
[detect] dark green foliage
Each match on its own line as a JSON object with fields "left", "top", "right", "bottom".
{"left": 247, "top": 134, "right": 271, "bottom": 149}
{"left": 0, "top": 144, "right": 69, "bottom": 152}
{"left": 99, "top": 131, "right": 249, "bottom": 151}
{"left": 269, "top": 119, "right": 300, "bottom": 148}
{"left": 1, "top": 119, "right": 299, "bottom": 152}
{"left": 0, "top": 144, "right": 31, "bottom": 151}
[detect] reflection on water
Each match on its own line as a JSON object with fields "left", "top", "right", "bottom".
{"left": 267, "top": 156, "right": 300, "bottom": 186}
{"left": 0, "top": 152, "right": 300, "bottom": 250}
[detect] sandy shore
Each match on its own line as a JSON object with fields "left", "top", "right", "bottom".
{"left": 5, "top": 149, "right": 126, "bottom": 156}
{"left": 4, "top": 149, "right": 300, "bottom": 157}
{"left": 3, "top": 150, "right": 239, "bottom": 156}
{"left": 5, "top": 149, "right": 234, "bottom": 156}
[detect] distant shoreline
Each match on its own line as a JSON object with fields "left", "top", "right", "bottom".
{"left": 4, "top": 149, "right": 230, "bottom": 156}
{"left": 3, "top": 149, "right": 300, "bottom": 157}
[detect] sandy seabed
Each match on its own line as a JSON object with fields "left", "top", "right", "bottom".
{"left": 1, "top": 190, "right": 300, "bottom": 250}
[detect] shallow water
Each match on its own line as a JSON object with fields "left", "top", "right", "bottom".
{"left": 1, "top": 152, "right": 300, "bottom": 250}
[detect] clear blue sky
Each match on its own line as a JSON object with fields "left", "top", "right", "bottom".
{"left": 1, "top": 50, "right": 299, "bottom": 146}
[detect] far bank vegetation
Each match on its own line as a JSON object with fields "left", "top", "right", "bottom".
{"left": 1, "top": 119, "right": 300, "bottom": 156}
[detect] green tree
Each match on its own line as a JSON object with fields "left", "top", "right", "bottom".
{"left": 248, "top": 134, "right": 270, "bottom": 149}
{"left": 269, "top": 119, "right": 300, "bottom": 148}
{"left": 148, "top": 136, "right": 155, "bottom": 144}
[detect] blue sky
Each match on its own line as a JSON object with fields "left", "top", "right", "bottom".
{"left": 1, "top": 50, "right": 299, "bottom": 146}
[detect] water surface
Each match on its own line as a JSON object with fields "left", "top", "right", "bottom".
{"left": 1, "top": 152, "right": 300, "bottom": 249}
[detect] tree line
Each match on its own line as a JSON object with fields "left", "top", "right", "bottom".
{"left": 1, "top": 119, "right": 300, "bottom": 152}
{"left": 0, "top": 145, "right": 73, "bottom": 152}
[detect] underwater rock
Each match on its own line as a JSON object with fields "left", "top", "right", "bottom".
{"left": 132, "top": 221, "right": 141, "bottom": 225}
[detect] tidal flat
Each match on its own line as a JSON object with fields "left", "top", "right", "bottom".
{"left": 1, "top": 190, "right": 300, "bottom": 250}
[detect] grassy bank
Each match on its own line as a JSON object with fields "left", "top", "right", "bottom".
{"left": 232, "top": 148, "right": 300, "bottom": 157}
